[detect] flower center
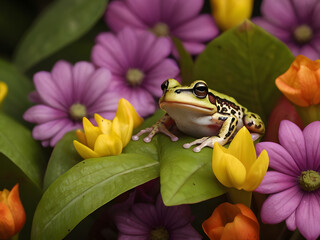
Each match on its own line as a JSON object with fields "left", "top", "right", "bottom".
{"left": 150, "top": 227, "right": 169, "bottom": 240}
{"left": 150, "top": 22, "right": 170, "bottom": 37}
{"left": 69, "top": 103, "right": 87, "bottom": 121}
{"left": 126, "top": 68, "right": 145, "bottom": 86}
{"left": 298, "top": 170, "right": 320, "bottom": 192}
{"left": 294, "top": 25, "right": 313, "bottom": 44}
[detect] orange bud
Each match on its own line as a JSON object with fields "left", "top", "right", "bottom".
{"left": 202, "top": 202, "right": 259, "bottom": 240}
{"left": 275, "top": 55, "right": 320, "bottom": 107}
{"left": 0, "top": 184, "right": 26, "bottom": 240}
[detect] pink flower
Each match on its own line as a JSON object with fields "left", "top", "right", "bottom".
{"left": 24, "top": 60, "right": 118, "bottom": 147}
{"left": 105, "top": 0, "right": 219, "bottom": 56}
{"left": 91, "top": 28, "right": 180, "bottom": 117}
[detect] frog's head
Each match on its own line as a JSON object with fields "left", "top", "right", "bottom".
{"left": 159, "top": 79, "right": 217, "bottom": 114}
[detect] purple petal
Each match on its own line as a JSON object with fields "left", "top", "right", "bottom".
{"left": 255, "top": 171, "right": 298, "bottom": 194}
{"left": 105, "top": 1, "right": 148, "bottom": 32}
{"left": 292, "top": 0, "right": 318, "bottom": 23}
{"left": 252, "top": 17, "right": 292, "bottom": 41}
{"left": 286, "top": 42, "right": 301, "bottom": 56}
{"left": 303, "top": 121, "right": 320, "bottom": 170}
{"left": 51, "top": 60, "right": 74, "bottom": 106}
{"left": 256, "top": 142, "right": 301, "bottom": 176}
{"left": 174, "top": 41, "right": 205, "bottom": 56}
{"left": 132, "top": 203, "right": 158, "bottom": 227}
{"left": 296, "top": 193, "right": 320, "bottom": 240}
{"left": 92, "top": 32, "right": 128, "bottom": 74}
{"left": 72, "top": 61, "right": 95, "bottom": 103}
{"left": 32, "top": 119, "right": 70, "bottom": 141}
{"left": 312, "top": 2, "right": 320, "bottom": 29}
{"left": 299, "top": 45, "right": 320, "bottom": 61}
{"left": 170, "top": 224, "right": 202, "bottom": 240}
{"left": 23, "top": 105, "right": 67, "bottom": 124}
{"left": 49, "top": 122, "right": 78, "bottom": 146}
{"left": 33, "top": 72, "right": 66, "bottom": 111}
{"left": 260, "top": 0, "right": 298, "bottom": 28}
{"left": 171, "top": 14, "right": 218, "bottom": 42}
{"left": 160, "top": 0, "right": 204, "bottom": 28}
{"left": 118, "top": 235, "right": 148, "bottom": 240}
{"left": 87, "top": 92, "right": 120, "bottom": 117}
{"left": 278, "top": 120, "right": 307, "bottom": 171}
{"left": 28, "top": 91, "right": 42, "bottom": 103}
{"left": 260, "top": 186, "right": 303, "bottom": 224}
{"left": 144, "top": 59, "right": 179, "bottom": 97}
{"left": 286, "top": 212, "right": 297, "bottom": 231}
{"left": 125, "top": 0, "right": 161, "bottom": 26}
{"left": 115, "top": 212, "right": 150, "bottom": 235}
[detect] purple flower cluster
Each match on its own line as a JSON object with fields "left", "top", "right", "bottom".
{"left": 256, "top": 120, "right": 320, "bottom": 240}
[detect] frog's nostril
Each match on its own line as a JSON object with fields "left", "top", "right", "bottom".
{"left": 175, "top": 89, "right": 181, "bottom": 94}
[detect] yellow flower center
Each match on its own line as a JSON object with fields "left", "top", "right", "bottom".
{"left": 69, "top": 103, "right": 87, "bottom": 121}
{"left": 150, "top": 227, "right": 169, "bottom": 240}
{"left": 299, "top": 170, "right": 320, "bottom": 191}
{"left": 294, "top": 25, "right": 313, "bottom": 44}
{"left": 126, "top": 68, "right": 145, "bottom": 86}
{"left": 150, "top": 22, "right": 170, "bottom": 37}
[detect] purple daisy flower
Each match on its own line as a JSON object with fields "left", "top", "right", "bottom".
{"left": 24, "top": 60, "right": 118, "bottom": 147}
{"left": 253, "top": 0, "right": 320, "bottom": 60}
{"left": 255, "top": 120, "right": 320, "bottom": 240}
{"left": 91, "top": 27, "right": 180, "bottom": 117}
{"left": 115, "top": 194, "right": 202, "bottom": 240}
{"left": 104, "top": 0, "right": 219, "bottom": 56}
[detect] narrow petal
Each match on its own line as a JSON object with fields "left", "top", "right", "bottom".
{"left": 299, "top": 45, "right": 319, "bottom": 61}
{"left": 291, "top": 0, "right": 317, "bottom": 22}
{"left": 170, "top": 224, "right": 202, "bottom": 240}
{"left": 115, "top": 212, "right": 150, "bottom": 235}
{"left": 0, "top": 203, "right": 15, "bottom": 239}
{"left": 303, "top": 121, "right": 320, "bottom": 170}
{"left": 296, "top": 194, "right": 320, "bottom": 240}
{"left": 94, "top": 114, "right": 112, "bottom": 134}
{"left": 82, "top": 117, "right": 101, "bottom": 149}
{"left": 75, "top": 130, "right": 87, "bottom": 145}
{"left": 49, "top": 122, "right": 77, "bottom": 146}
{"left": 118, "top": 98, "right": 143, "bottom": 128}
{"left": 73, "top": 140, "right": 100, "bottom": 159}
{"left": 242, "top": 150, "right": 269, "bottom": 191}
{"left": 131, "top": 202, "right": 158, "bottom": 227}
{"left": 7, "top": 184, "right": 26, "bottom": 233}
{"left": 125, "top": 0, "right": 160, "bottom": 25}
{"left": 252, "top": 18, "right": 291, "bottom": 41}
{"left": 87, "top": 92, "right": 120, "bottom": 116}
{"left": 32, "top": 119, "right": 69, "bottom": 142}
{"left": 23, "top": 105, "right": 67, "bottom": 124}
{"left": 173, "top": 41, "right": 206, "bottom": 56}
{"left": 255, "top": 171, "right": 298, "bottom": 194}
{"left": 256, "top": 142, "right": 301, "bottom": 176}
{"left": 94, "top": 133, "right": 123, "bottom": 156}
{"left": 260, "top": 186, "right": 303, "bottom": 224}
{"left": 112, "top": 117, "right": 133, "bottom": 148}
{"left": 286, "top": 211, "right": 297, "bottom": 231}
{"left": 278, "top": 120, "right": 307, "bottom": 171}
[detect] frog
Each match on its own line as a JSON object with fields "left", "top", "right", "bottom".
{"left": 132, "top": 79, "right": 265, "bottom": 152}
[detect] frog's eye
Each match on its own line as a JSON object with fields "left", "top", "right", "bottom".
{"left": 161, "top": 80, "right": 169, "bottom": 93}
{"left": 193, "top": 82, "right": 208, "bottom": 98}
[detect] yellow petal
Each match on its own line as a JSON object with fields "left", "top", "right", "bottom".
{"left": 75, "top": 129, "right": 87, "bottom": 145}
{"left": 94, "top": 114, "right": 112, "bottom": 134}
{"left": 94, "top": 132, "right": 123, "bottom": 156}
{"left": 0, "top": 82, "right": 8, "bottom": 104}
{"left": 73, "top": 140, "right": 100, "bottom": 159}
{"left": 112, "top": 116, "right": 133, "bottom": 147}
{"left": 213, "top": 143, "right": 246, "bottom": 189}
{"left": 118, "top": 98, "right": 143, "bottom": 128}
{"left": 242, "top": 150, "right": 269, "bottom": 191}
{"left": 227, "top": 127, "right": 256, "bottom": 171}
{"left": 82, "top": 117, "right": 101, "bottom": 149}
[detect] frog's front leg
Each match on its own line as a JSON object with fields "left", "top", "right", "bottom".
{"left": 183, "top": 113, "right": 238, "bottom": 152}
{"left": 132, "top": 114, "right": 178, "bottom": 143}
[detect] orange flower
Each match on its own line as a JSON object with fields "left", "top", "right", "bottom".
{"left": 275, "top": 55, "right": 320, "bottom": 107}
{"left": 202, "top": 202, "right": 259, "bottom": 240}
{"left": 0, "top": 184, "right": 26, "bottom": 240}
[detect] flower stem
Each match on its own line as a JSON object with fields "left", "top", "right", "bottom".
{"left": 227, "top": 188, "right": 252, "bottom": 207}
{"left": 295, "top": 104, "right": 320, "bottom": 125}
{"left": 289, "top": 229, "right": 305, "bottom": 240}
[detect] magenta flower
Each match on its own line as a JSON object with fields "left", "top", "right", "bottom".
{"left": 24, "top": 60, "right": 118, "bottom": 147}
{"left": 255, "top": 120, "right": 320, "bottom": 240}
{"left": 91, "top": 27, "right": 180, "bottom": 117}
{"left": 105, "top": 0, "right": 219, "bottom": 56}
{"left": 115, "top": 194, "right": 202, "bottom": 240}
{"left": 253, "top": 0, "right": 320, "bottom": 60}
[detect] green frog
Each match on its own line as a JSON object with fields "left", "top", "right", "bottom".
{"left": 132, "top": 79, "right": 265, "bottom": 152}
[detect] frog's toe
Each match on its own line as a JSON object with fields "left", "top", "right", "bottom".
{"left": 132, "top": 135, "right": 139, "bottom": 141}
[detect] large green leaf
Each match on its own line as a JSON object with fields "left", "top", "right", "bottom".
{"left": 31, "top": 154, "right": 159, "bottom": 240}
{"left": 43, "top": 131, "right": 81, "bottom": 190}
{"left": 193, "top": 21, "right": 294, "bottom": 121}
{"left": 159, "top": 135, "right": 226, "bottom": 206}
{"left": 0, "top": 59, "right": 33, "bottom": 125}
{"left": 0, "top": 112, "right": 46, "bottom": 190}
{"left": 14, "top": 0, "right": 108, "bottom": 71}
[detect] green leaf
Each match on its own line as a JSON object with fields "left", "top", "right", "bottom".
{"left": 172, "top": 37, "right": 194, "bottom": 85}
{"left": 193, "top": 21, "right": 295, "bottom": 121}
{"left": 43, "top": 131, "right": 81, "bottom": 190}
{"left": 0, "top": 59, "right": 33, "bottom": 125}
{"left": 0, "top": 112, "right": 46, "bottom": 190}
{"left": 159, "top": 135, "right": 226, "bottom": 206}
{"left": 31, "top": 154, "right": 159, "bottom": 240}
{"left": 14, "top": 0, "right": 108, "bottom": 71}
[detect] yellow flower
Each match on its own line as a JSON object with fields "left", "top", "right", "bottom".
{"left": 0, "top": 82, "right": 8, "bottom": 105}
{"left": 73, "top": 98, "right": 143, "bottom": 159}
{"left": 212, "top": 127, "right": 269, "bottom": 191}
{"left": 210, "top": 0, "right": 253, "bottom": 31}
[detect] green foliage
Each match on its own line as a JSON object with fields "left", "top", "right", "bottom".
{"left": 31, "top": 154, "right": 159, "bottom": 240}
{"left": 14, "top": 0, "right": 108, "bottom": 71}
